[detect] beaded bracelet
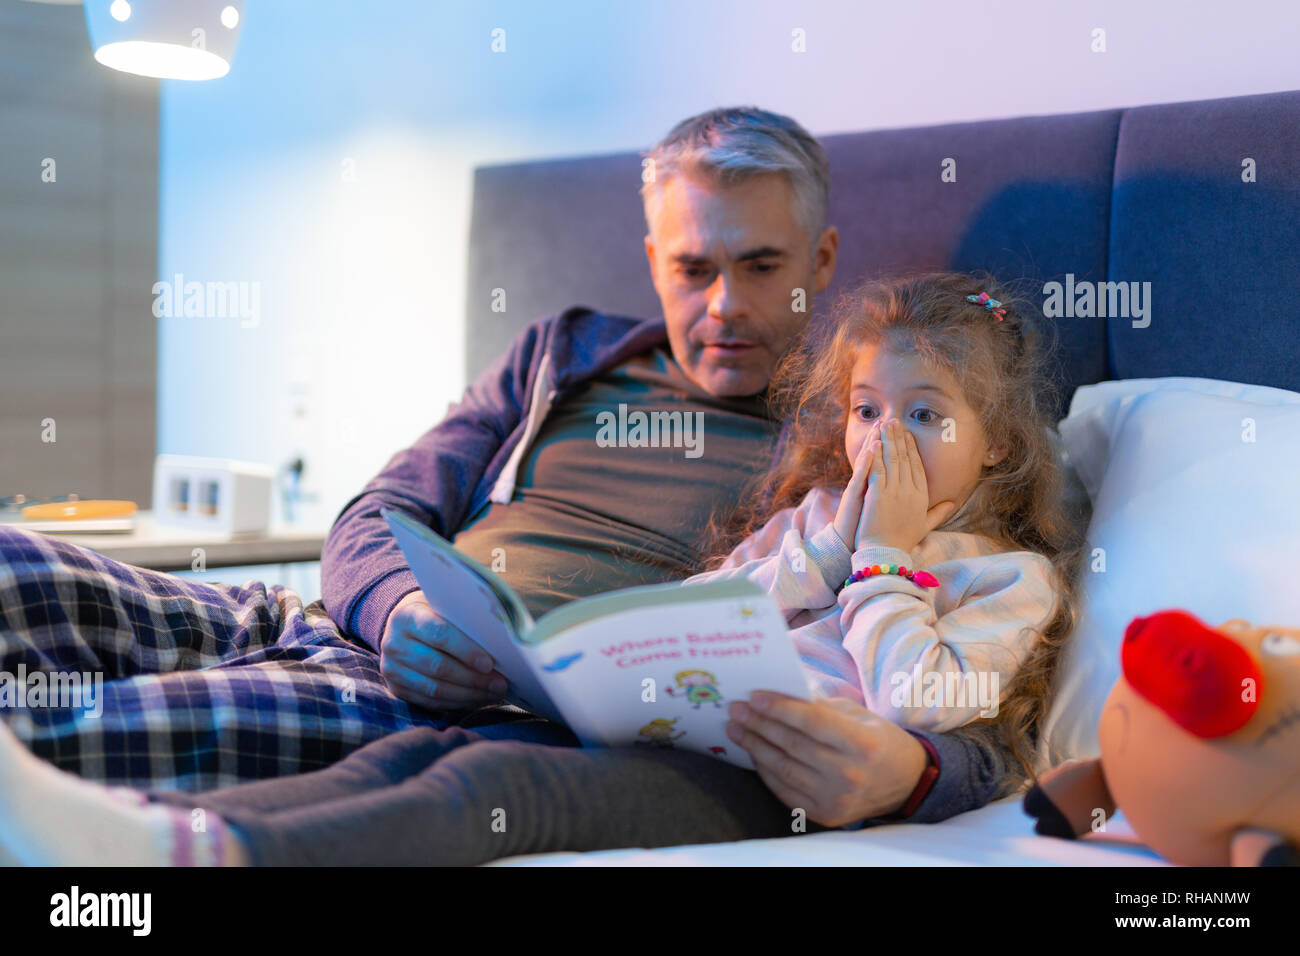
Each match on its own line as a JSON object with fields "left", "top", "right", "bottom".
{"left": 843, "top": 564, "right": 940, "bottom": 589}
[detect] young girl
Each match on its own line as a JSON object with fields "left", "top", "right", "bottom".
{"left": 686, "top": 271, "right": 1083, "bottom": 745}
{"left": 0, "top": 272, "right": 1083, "bottom": 866}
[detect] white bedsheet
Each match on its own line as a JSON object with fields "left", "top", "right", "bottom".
{"left": 489, "top": 794, "right": 1171, "bottom": 866}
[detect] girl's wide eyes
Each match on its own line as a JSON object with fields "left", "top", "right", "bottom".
{"left": 854, "top": 406, "right": 940, "bottom": 425}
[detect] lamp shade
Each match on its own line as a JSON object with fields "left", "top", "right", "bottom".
{"left": 84, "top": 0, "right": 244, "bottom": 80}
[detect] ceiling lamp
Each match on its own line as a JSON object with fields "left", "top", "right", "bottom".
{"left": 83, "top": 0, "right": 245, "bottom": 81}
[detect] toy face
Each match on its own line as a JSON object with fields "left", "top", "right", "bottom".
{"left": 1097, "top": 612, "right": 1300, "bottom": 866}
{"left": 1217, "top": 619, "right": 1300, "bottom": 753}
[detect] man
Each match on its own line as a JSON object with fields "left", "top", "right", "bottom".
{"left": 0, "top": 107, "right": 1018, "bottom": 830}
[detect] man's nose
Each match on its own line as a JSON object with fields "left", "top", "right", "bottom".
{"left": 706, "top": 272, "right": 746, "bottom": 323}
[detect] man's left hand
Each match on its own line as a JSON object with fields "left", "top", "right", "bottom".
{"left": 725, "top": 692, "right": 930, "bottom": 827}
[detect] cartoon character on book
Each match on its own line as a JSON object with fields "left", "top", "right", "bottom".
{"left": 636, "top": 718, "right": 685, "bottom": 749}
{"left": 666, "top": 669, "right": 724, "bottom": 709}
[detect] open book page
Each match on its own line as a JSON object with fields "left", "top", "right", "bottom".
{"left": 521, "top": 579, "right": 812, "bottom": 770}
{"left": 382, "top": 508, "right": 563, "bottom": 722}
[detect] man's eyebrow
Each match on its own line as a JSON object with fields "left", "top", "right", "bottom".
{"left": 671, "top": 246, "right": 787, "bottom": 265}
{"left": 850, "top": 382, "right": 954, "bottom": 399}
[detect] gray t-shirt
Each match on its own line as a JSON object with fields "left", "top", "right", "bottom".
{"left": 452, "top": 346, "right": 780, "bottom": 619}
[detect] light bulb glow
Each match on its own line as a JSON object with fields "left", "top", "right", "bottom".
{"left": 220, "top": 5, "right": 238, "bottom": 29}
{"left": 109, "top": 0, "right": 131, "bottom": 22}
{"left": 92, "top": 40, "right": 230, "bottom": 80}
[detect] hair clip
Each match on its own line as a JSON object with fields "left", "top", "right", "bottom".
{"left": 967, "top": 291, "right": 1006, "bottom": 321}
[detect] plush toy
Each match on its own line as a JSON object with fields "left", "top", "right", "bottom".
{"left": 1024, "top": 609, "right": 1300, "bottom": 866}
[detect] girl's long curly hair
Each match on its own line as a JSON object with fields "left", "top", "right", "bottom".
{"left": 700, "top": 271, "right": 1086, "bottom": 784}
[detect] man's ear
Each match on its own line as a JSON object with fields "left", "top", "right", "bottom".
{"left": 812, "top": 225, "right": 839, "bottom": 294}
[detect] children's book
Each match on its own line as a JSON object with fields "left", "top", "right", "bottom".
{"left": 382, "top": 507, "right": 813, "bottom": 770}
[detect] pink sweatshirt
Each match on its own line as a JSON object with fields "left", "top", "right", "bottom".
{"left": 685, "top": 486, "right": 1060, "bottom": 732}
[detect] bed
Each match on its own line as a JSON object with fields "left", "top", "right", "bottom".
{"left": 463, "top": 88, "right": 1300, "bottom": 866}
{"left": 490, "top": 796, "right": 1168, "bottom": 867}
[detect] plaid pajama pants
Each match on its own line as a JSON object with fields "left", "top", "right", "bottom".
{"left": 0, "top": 524, "right": 452, "bottom": 791}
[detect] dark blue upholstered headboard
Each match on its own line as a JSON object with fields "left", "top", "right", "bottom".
{"left": 466, "top": 90, "right": 1300, "bottom": 420}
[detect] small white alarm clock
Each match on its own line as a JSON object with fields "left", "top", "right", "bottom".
{"left": 152, "top": 454, "right": 273, "bottom": 534}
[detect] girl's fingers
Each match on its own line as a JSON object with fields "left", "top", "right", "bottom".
{"left": 881, "top": 420, "right": 902, "bottom": 486}
{"left": 861, "top": 421, "right": 883, "bottom": 470}
{"left": 847, "top": 430, "right": 873, "bottom": 492}
{"left": 926, "top": 500, "right": 958, "bottom": 532}
{"left": 865, "top": 423, "right": 883, "bottom": 489}
{"left": 867, "top": 432, "right": 886, "bottom": 489}
{"left": 836, "top": 430, "right": 878, "bottom": 547}
{"left": 903, "top": 430, "right": 926, "bottom": 491}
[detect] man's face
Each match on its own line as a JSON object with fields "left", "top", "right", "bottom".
{"left": 644, "top": 171, "right": 838, "bottom": 397}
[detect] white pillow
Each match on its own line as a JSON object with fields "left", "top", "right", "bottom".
{"left": 1061, "top": 377, "right": 1300, "bottom": 500}
{"left": 1067, "top": 375, "right": 1300, "bottom": 419}
{"left": 1037, "top": 389, "right": 1300, "bottom": 769}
